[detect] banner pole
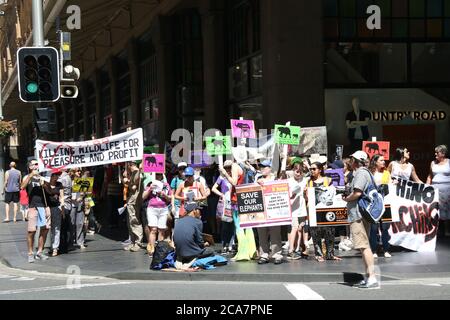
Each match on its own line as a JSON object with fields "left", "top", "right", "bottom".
{"left": 215, "top": 131, "right": 223, "bottom": 168}
{"left": 281, "top": 121, "right": 291, "bottom": 172}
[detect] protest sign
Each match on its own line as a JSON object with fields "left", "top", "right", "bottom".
{"left": 190, "top": 150, "right": 213, "bottom": 167}
{"left": 388, "top": 179, "right": 440, "bottom": 252}
{"left": 325, "top": 169, "right": 345, "bottom": 187}
{"left": 143, "top": 154, "right": 165, "bottom": 173}
{"left": 274, "top": 125, "right": 301, "bottom": 145}
{"left": 307, "top": 187, "right": 349, "bottom": 227}
{"left": 72, "top": 178, "right": 94, "bottom": 193}
{"left": 205, "top": 136, "right": 232, "bottom": 156}
{"left": 36, "top": 128, "right": 143, "bottom": 172}
{"left": 237, "top": 180, "right": 292, "bottom": 229}
{"left": 362, "top": 141, "right": 390, "bottom": 160}
{"left": 289, "top": 126, "right": 327, "bottom": 156}
{"left": 231, "top": 119, "right": 256, "bottom": 139}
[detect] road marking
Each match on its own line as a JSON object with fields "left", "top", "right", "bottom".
{"left": 10, "top": 277, "right": 35, "bottom": 281}
{"left": 284, "top": 284, "right": 325, "bottom": 300}
{"left": 0, "top": 275, "right": 15, "bottom": 279}
{"left": 0, "top": 281, "right": 133, "bottom": 295}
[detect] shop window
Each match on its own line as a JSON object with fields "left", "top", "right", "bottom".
{"left": 89, "top": 114, "right": 96, "bottom": 137}
{"left": 446, "top": 0, "right": 450, "bottom": 16}
{"left": 393, "top": 0, "right": 408, "bottom": 17}
{"left": 103, "top": 115, "right": 112, "bottom": 137}
{"left": 427, "top": 0, "right": 443, "bottom": 17}
{"left": 410, "top": 0, "right": 426, "bottom": 17}
{"left": 119, "top": 108, "right": 131, "bottom": 131}
{"left": 411, "top": 43, "right": 450, "bottom": 82}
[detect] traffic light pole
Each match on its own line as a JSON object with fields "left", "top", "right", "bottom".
{"left": 32, "top": 0, "right": 45, "bottom": 47}
{"left": 0, "top": 65, "right": 4, "bottom": 201}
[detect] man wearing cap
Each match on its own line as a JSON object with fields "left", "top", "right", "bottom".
{"left": 124, "top": 161, "right": 144, "bottom": 252}
{"left": 342, "top": 151, "right": 378, "bottom": 289}
{"left": 173, "top": 202, "right": 215, "bottom": 266}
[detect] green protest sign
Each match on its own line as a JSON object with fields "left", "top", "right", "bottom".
{"left": 205, "top": 136, "right": 232, "bottom": 156}
{"left": 274, "top": 125, "right": 301, "bottom": 145}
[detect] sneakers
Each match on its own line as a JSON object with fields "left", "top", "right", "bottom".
{"left": 35, "top": 252, "right": 49, "bottom": 261}
{"left": 373, "top": 253, "right": 378, "bottom": 258}
{"left": 130, "top": 244, "right": 140, "bottom": 252}
{"left": 338, "top": 242, "right": 352, "bottom": 251}
{"left": 274, "top": 258, "right": 284, "bottom": 265}
{"left": 384, "top": 252, "right": 392, "bottom": 258}
{"left": 357, "top": 280, "right": 380, "bottom": 289}
{"left": 123, "top": 244, "right": 133, "bottom": 251}
{"left": 287, "top": 252, "right": 301, "bottom": 260}
{"left": 28, "top": 254, "right": 35, "bottom": 263}
{"left": 257, "top": 257, "right": 270, "bottom": 265}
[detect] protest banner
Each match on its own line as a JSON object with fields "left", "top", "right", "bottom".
{"left": 274, "top": 124, "right": 301, "bottom": 145}
{"left": 237, "top": 180, "right": 292, "bottom": 229}
{"left": 388, "top": 179, "right": 440, "bottom": 252}
{"left": 307, "top": 187, "right": 349, "bottom": 227}
{"left": 72, "top": 178, "right": 94, "bottom": 193}
{"left": 143, "top": 154, "right": 165, "bottom": 173}
{"left": 230, "top": 119, "right": 256, "bottom": 139}
{"left": 289, "top": 126, "right": 327, "bottom": 156}
{"left": 325, "top": 169, "right": 345, "bottom": 187}
{"left": 35, "top": 128, "right": 144, "bottom": 172}
{"left": 205, "top": 136, "right": 232, "bottom": 156}
{"left": 362, "top": 141, "right": 390, "bottom": 160}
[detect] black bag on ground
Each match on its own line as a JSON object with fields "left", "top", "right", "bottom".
{"left": 150, "top": 241, "right": 175, "bottom": 269}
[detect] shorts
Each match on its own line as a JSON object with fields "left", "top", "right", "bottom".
{"left": 350, "top": 219, "right": 370, "bottom": 250}
{"left": 27, "top": 207, "right": 51, "bottom": 232}
{"left": 292, "top": 217, "right": 300, "bottom": 228}
{"left": 147, "top": 207, "right": 169, "bottom": 229}
{"left": 5, "top": 192, "right": 19, "bottom": 204}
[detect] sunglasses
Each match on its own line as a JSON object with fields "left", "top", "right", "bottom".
{"left": 310, "top": 168, "right": 318, "bottom": 171}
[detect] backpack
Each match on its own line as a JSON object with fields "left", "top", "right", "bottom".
{"left": 150, "top": 241, "right": 175, "bottom": 270}
{"left": 357, "top": 168, "right": 385, "bottom": 224}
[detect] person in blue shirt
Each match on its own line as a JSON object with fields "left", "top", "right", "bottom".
{"left": 173, "top": 202, "right": 215, "bottom": 264}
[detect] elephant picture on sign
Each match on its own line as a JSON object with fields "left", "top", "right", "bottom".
{"left": 75, "top": 179, "right": 91, "bottom": 193}
{"left": 277, "top": 126, "right": 291, "bottom": 139}
{"left": 145, "top": 156, "right": 158, "bottom": 167}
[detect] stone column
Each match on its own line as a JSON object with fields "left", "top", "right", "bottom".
{"left": 128, "top": 38, "right": 141, "bottom": 129}
{"left": 107, "top": 57, "right": 119, "bottom": 134}
{"left": 260, "top": 0, "right": 325, "bottom": 128}
{"left": 199, "top": 0, "right": 227, "bottom": 131}
{"left": 94, "top": 70, "right": 102, "bottom": 138}
{"left": 151, "top": 16, "right": 176, "bottom": 152}
{"left": 80, "top": 79, "right": 89, "bottom": 138}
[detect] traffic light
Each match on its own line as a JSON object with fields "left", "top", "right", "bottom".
{"left": 17, "top": 47, "right": 60, "bottom": 103}
{"left": 33, "top": 106, "right": 57, "bottom": 134}
{"left": 60, "top": 84, "right": 79, "bottom": 98}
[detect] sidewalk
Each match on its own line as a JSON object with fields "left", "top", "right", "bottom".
{"left": 1, "top": 206, "right": 450, "bottom": 283}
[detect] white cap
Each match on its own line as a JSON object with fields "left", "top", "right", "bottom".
{"left": 351, "top": 151, "right": 368, "bottom": 162}
{"left": 223, "top": 160, "right": 233, "bottom": 168}
{"left": 178, "top": 162, "right": 188, "bottom": 168}
{"left": 310, "top": 154, "right": 328, "bottom": 164}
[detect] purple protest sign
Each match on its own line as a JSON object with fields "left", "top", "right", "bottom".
{"left": 143, "top": 154, "right": 165, "bottom": 173}
{"left": 231, "top": 119, "right": 256, "bottom": 139}
{"left": 190, "top": 150, "right": 213, "bottom": 168}
{"left": 325, "top": 169, "right": 345, "bottom": 187}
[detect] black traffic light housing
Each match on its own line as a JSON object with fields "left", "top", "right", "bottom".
{"left": 17, "top": 47, "right": 60, "bottom": 103}
{"left": 33, "top": 106, "right": 57, "bottom": 134}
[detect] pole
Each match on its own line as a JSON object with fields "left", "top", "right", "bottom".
{"left": 32, "top": 0, "right": 45, "bottom": 47}
{"left": 0, "top": 61, "right": 4, "bottom": 201}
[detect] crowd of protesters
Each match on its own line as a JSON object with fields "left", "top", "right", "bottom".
{"left": 2, "top": 143, "right": 449, "bottom": 285}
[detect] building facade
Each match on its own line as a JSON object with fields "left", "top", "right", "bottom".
{"left": 0, "top": 0, "right": 448, "bottom": 179}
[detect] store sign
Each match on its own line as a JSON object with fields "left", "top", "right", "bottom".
{"left": 371, "top": 111, "right": 447, "bottom": 122}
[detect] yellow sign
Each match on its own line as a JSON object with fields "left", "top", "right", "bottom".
{"left": 73, "top": 178, "right": 94, "bottom": 193}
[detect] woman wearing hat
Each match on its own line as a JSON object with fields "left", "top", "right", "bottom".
{"left": 174, "top": 167, "right": 207, "bottom": 218}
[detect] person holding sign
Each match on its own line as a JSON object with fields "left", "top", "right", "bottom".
{"left": 287, "top": 161, "right": 308, "bottom": 260}
{"left": 255, "top": 160, "right": 284, "bottom": 265}
{"left": 387, "top": 147, "right": 423, "bottom": 183}
{"left": 175, "top": 167, "right": 207, "bottom": 218}
{"left": 427, "top": 145, "right": 450, "bottom": 236}
{"left": 142, "top": 173, "right": 172, "bottom": 257}
{"left": 306, "top": 162, "right": 341, "bottom": 262}
{"left": 369, "top": 155, "right": 392, "bottom": 259}
{"left": 212, "top": 161, "right": 234, "bottom": 255}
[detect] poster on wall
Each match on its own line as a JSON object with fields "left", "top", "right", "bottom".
{"left": 289, "top": 126, "right": 328, "bottom": 156}
{"left": 237, "top": 180, "right": 292, "bottom": 229}
{"left": 388, "top": 179, "right": 440, "bottom": 252}
{"left": 307, "top": 187, "right": 349, "bottom": 227}
{"left": 362, "top": 141, "right": 390, "bottom": 160}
